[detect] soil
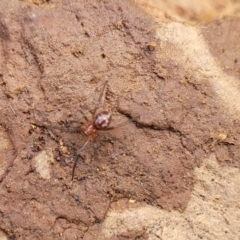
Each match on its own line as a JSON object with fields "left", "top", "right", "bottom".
{"left": 0, "top": 0, "right": 240, "bottom": 239}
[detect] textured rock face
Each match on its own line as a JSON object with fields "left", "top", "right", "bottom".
{"left": 0, "top": 0, "right": 240, "bottom": 239}
{"left": 98, "top": 155, "right": 240, "bottom": 240}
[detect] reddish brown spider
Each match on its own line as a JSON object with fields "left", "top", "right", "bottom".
{"left": 34, "top": 81, "right": 135, "bottom": 180}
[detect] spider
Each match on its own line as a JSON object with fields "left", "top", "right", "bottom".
{"left": 34, "top": 81, "right": 136, "bottom": 181}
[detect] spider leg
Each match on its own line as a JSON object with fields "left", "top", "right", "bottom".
{"left": 92, "top": 81, "right": 108, "bottom": 117}
{"left": 67, "top": 120, "right": 84, "bottom": 125}
{"left": 100, "top": 115, "right": 140, "bottom": 131}
{"left": 32, "top": 121, "right": 81, "bottom": 133}
{"left": 71, "top": 137, "right": 90, "bottom": 180}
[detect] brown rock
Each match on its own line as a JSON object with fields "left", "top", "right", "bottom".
{"left": 0, "top": 0, "right": 240, "bottom": 239}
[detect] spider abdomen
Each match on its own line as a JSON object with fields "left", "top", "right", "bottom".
{"left": 94, "top": 111, "right": 112, "bottom": 130}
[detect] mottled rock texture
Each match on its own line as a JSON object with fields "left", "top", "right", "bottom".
{"left": 0, "top": 0, "right": 239, "bottom": 239}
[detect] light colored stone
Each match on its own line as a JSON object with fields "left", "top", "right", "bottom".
{"left": 33, "top": 149, "right": 54, "bottom": 179}
{"left": 135, "top": 0, "right": 240, "bottom": 23}
{"left": 0, "top": 230, "right": 8, "bottom": 240}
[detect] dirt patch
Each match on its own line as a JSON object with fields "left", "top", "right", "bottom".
{"left": 0, "top": 0, "right": 240, "bottom": 239}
